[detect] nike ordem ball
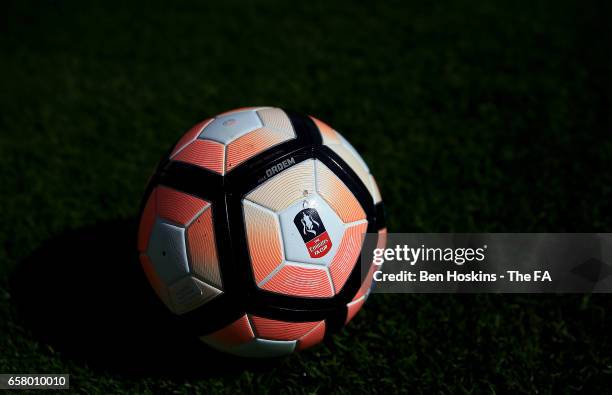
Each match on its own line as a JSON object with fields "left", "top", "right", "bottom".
{"left": 137, "top": 107, "right": 386, "bottom": 358}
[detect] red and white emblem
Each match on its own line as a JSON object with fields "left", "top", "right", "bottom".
{"left": 293, "top": 204, "right": 332, "bottom": 258}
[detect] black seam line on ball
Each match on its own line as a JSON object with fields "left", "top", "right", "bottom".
{"left": 156, "top": 159, "right": 224, "bottom": 200}
{"left": 283, "top": 109, "right": 323, "bottom": 146}
{"left": 316, "top": 146, "right": 376, "bottom": 221}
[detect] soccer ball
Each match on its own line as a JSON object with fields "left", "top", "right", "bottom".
{"left": 137, "top": 107, "right": 386, "bottom": 358}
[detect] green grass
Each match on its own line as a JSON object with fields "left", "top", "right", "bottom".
{"left": 2, "top": 0, "right": 612, "bottom": 393}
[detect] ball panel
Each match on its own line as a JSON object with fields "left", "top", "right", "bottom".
{"left": 168, "top": 276, "right": 222, "bottom": 314}
{"left": 245, "top": 159, "right": 315, "bottom": 212}
{"left": 198, "top": 109, "right": 262, "bottom": 144}
{"left": 315, "top": 161, "right": 366, "bottom": 223}
{"left": 345, "top": 295, "right": 366, "bottom": 324}
{"left": 324, "top": 142, "right": 374, "bottom": 202}
{"left": 353, "top": 227, "right": 387, "bottom": 301}
{"left": 249, "top": 315, "right": 323, "bottom": 341}
{"left": 138, "top": 191, "right": 157, "bottom": 252}
{"left": 377, "top": 227, "right": 388, "bottom": 249}
{"left": 187, "top": 207, "right": 222, "bottom": 289}
{"left": 172, "top": 139, "right": 225, "bottom": 174}
{"left": 295, "top": 321, "right": 326, "bottom": 351}
{"left": 243, "top": 201, "right": 284, "bottom": 284}
{"left": 202, "top": 314, "right": 255, "bottom": 347}
{"left": 257, "top": 108, "right": 295, "bottom": 136}
{"left": 226, "top": 127, "right": 294, "bottom": 172}
{"left": 310, "top": 116, "right": 340, "bottom": 145}
{"left": 328, "top": 221, "right": 368, "bottom": 292}
{"left": 311, "top": 117, "right": 380, "bottom": 205}
{"left": 218, "top": 107, "right": 268, "bottom": 116}
{"left": 354, "top": 263, "right": 376, "bottom": 302}
{"left": 146, "top": 219, "right": 190, "bottom": 285}
{"left": 369, "top": 174, "right": 383, "bottom": 204}
{"left": 156, "top": 186, "right": 210, "bottom": 226}
{"left": 337, "top": 132, "right": 370, "bottom": 172}
{"left": 261, "top": 264, "right": 333, "bottom": 298}
{"left": 226, "top": 338, "right": 296, "bottom": 358}
{"left": 170, "top": 118, "right": 213, "bottom": 157}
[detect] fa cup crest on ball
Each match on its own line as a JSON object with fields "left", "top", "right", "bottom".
{"left": 293, "top": 200, "right": 333, "bottom": 258}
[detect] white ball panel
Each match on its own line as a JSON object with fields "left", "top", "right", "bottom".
{"left": 256, "top": 108, "right": 296, "bottom": 137}
{"left": 337, "top": 132, "right": 370, "bottom": 173}
{"left": 146, "top": 218, "right": 190, "bottom": 285}
{"left": 198, "top": 110, "right": 262, "bottom": 144}
{"left": 245, "top": 159, "right": 315, "bottom": 212}
{"left": 369, "top": 174, "right": 382, "bottom": 204}
{"left": 168, "top": 276, "right": 222, "bottom": 314}
{"left": 325, "top": 132, "right": 381, "bottom": 205}
{"left": 202, "top": 337, "right": 296, "bottom": 358}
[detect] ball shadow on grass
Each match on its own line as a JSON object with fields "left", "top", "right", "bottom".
{"left": 10, "top": 219, "right": 283, "bottom": 378}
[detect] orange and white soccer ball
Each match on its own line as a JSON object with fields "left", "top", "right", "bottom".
{"left": 137, "top": 107, "right": 386, "bottom": 357}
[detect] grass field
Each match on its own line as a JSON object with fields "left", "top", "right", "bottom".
{"left": 2, "top": 0, "right": 612, "bottom": 393}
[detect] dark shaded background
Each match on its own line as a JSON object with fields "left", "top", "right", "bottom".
{"left": 1, "top": 0, "right": 612, "bottom": 393}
